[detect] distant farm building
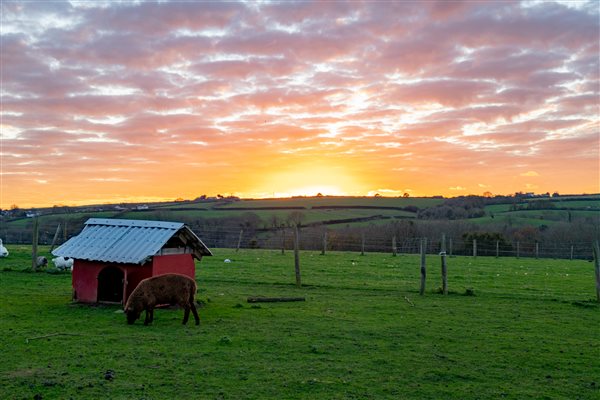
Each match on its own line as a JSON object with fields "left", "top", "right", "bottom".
{"left": 52, "top": 218, "right": 212, "bottom": 304}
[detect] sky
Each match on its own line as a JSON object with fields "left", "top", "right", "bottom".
{"left": 1, "top": 0, "right": 599, "bottom": 208}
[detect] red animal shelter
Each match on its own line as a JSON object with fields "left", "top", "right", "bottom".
{"left": 52, "top": 218, "right": 212, "bottom": 304}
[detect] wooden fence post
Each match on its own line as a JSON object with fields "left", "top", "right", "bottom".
{"left": 122, "top": 269, "right": 129, "bottom": 305}
{"left": 392, "top": 235, "right": 397, "bottom": 257}
{"left": 516, "top": 241, "right": 520, "bottom": 259}
{"left": 236, "top": 229, "right": 244, "bottom": 252}
{"left": 360, "top": 231, "right": 365, "bottom": 256}
{"left": 281, "top": 228, "right": 286, "bottom": 255}
{"left": 294, "top": 225, "right": 301, "bottom": 287}
{"left": 31, "top": 218, "right": 39, "bottom": 271}
{"left": 472, "top": 239, "right": 477, "bottom": 258}
{"left": 570, "top": 245, "right": 574, "bottom": 261}
{"left": 419, "top": 238, "right": 427, "bottom": 296}
{"left": 449, "top": 238, "right": 453, "bottom": 257}
{"left": 49, "top": 223, "right": 62, "bottom": 252}
{"left": 535, "top": 242, "right": 539, "bottom": 259}
{"left": 593, "top": 241, "right": 600, "bottom": 303}
{"left": 441, "top": 234, "right": 448, "bottom": 295}
{"left": 495, "top": 240, "right": 499, "bottom": 258}
{"left": 321, "top": 230, "right": 327, "bottom": 256}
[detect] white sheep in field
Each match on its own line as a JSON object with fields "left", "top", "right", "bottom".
{"left": 0, "top": 239, "right": 8, "bottom": 257}
{"left": 52, "top": 256, "right": 73, "bottom": 271}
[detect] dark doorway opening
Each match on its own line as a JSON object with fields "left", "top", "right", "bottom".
{"left": 97, "top": 266, "right": 124, "bottom": 303}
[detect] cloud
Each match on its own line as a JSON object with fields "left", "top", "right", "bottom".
{"left": 89, "top": 177, "right": 131, "bottom": 182}
{"left": 385, "top": 79, "right": 495, "bottom": 107}
{"left": 520, "top": 171, "right": 540, "bottom": 177}
{"left": 1, "top": 1, "right": 598, "bottom": 207}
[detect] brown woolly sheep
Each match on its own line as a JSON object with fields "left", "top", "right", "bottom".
{"left": 124, "top": 274, "right": 199, "bottom": 326}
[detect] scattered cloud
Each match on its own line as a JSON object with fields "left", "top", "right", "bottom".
{"left": 520, "top": 171, "right": 540, "bottom": 177}
{"left": 1, "top": 1, "right": 598, "bottom": 207}
{"left": 88, "top": 178, "right": 132, "bottom": 183}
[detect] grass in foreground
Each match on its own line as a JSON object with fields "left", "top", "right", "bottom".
{"left": 0, "top": 246, "right": 599, "bottom": 399}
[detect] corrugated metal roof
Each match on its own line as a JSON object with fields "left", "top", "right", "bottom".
{"left": 52, "top": 218, "right": 212, "bottom": 264}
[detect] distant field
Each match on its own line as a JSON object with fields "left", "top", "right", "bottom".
{"left": 505, "top": 209, "right": 599, "bottom": 220}
{"left": 214, "top": 196, "right": 443, "bottom": 209}
{"left": 150, "top": 196, "right": 442, "bottom": 210}
{"left": 4, "top": 196, "right": 597, "bottom": 242}
{"left": 1, "top": 245, "right": 598, "bottom": 399}
{"left": 152, "top": 202, "right": 213, "bottom": 210}
{"left": 5, "top": 211, "right": 118, "bottom": 228}
{"left": 483, "top": 204, "right": 514, "bottom": 214}
{"left": 474, "top": 209, "right": 599, "bottom": 227}
{"left": 119, "top": 208, "right": 415, "bottom": 226}
{"left": 550, "top": 199, "right": 600, "bottom": 209}
{"left": 480, "top": 197, "right": 600, "bottom": 227}
{"left": 4, "top": 197, "right": 434, "bottom": 233}
{"left": 485, "top": 198, "right": 600, "bottom": 214}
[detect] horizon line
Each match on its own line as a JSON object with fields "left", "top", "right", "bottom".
{"left": 7, "top": 191, "right": 600, "bottom": 211}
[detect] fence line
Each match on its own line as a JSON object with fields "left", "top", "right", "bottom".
{"left": 1, "top": 223, "right": 596, "bottom": 260}
{"left": 187, "top": 226, "right": 595, "bottom": 260}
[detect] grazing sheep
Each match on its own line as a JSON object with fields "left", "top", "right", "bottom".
{"left": 36, "top": 256, "right": 48, "bottom": 268}
{"left": 52, "top": 256, "right": 73, "bottom": 271}
{"left": 124, "top": 274, "right": 199, "bottom": 326}
{"left": 0, "top": 239, "right": 8, "bottom": 257}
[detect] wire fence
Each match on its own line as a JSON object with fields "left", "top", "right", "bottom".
{"left": 195, "top": 226, "right": 595, "bottom": 260}
{"left": 2, "top": 222, "right": 596, "bottom": 260}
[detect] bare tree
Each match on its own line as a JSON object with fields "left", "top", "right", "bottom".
{"left": 286, "top": 211, "right": 306, "bottom": 227}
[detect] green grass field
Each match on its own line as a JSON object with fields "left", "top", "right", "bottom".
{"left": 1, "top": 246, "right": 599, "bottom": 399}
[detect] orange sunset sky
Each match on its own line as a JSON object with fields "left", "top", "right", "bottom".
{"left": 1, "top": 1, "right": 599, "bottom": 209}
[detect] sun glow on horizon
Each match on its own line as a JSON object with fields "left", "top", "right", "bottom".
{"left": 269, "top": 185, "right": 347, "bottom": 198}
{"left": 251, "top": 162, "right": 366, "bottom": 200}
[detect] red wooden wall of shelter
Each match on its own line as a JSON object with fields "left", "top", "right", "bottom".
{"left": 72, "top": 254, "right": 196, "bottom": 304}
{"left": 53, "top": 218, "right": 212, "bottom": 305}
